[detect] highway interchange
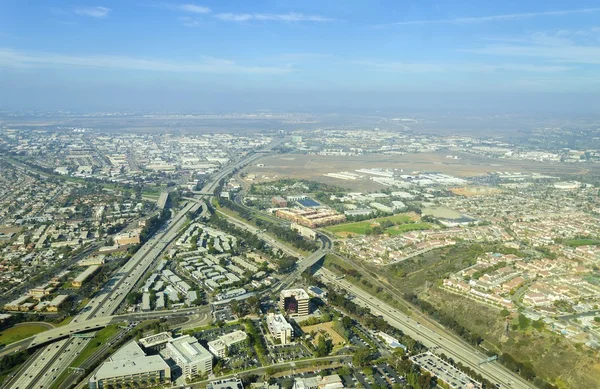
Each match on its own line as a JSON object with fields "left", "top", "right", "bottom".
{"left": 3, "top": 143, "right": 534, "bottom": 389}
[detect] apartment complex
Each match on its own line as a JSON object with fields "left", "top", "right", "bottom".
{"left": 275, "top": 208, "right": 345, "bottom": 228}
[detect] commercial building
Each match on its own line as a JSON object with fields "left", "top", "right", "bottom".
{"left": 207, "top": 330, "right": 248, "bottom": 358}
{"left": 139, "top": 332, "right": 173, "bottom": 351}
{"left": 72, "top": 265, "right": 100, "bottom": 288}
{"left": 279, "top": 288, "right": 310, "bottom": 317}
{"left": 272, "top": 196, "right": 288, "bottom": 208}
{"left": 275, "top": 208, "right": 345, "bottom": 228}
{"left": 266, "top": 313, "right": 294, "bottom": 345}
{"left": 164, "top": 335, "right": 213, "bottom": 379}
{"left": 4, "top": 295, "right": 30, "bottom": 311}
{"left": 114, "top": 232, "right": 141, "bottom": 246}
{"left": 47, "top": 294, "right": 69, "bottom": 312}
{"left": 207, "top": 378, "right": 244, "bottom": 389}
{"left": 89, "top": 341, "right": 171, "bottom": 389}
{"left": 293, "top": 374, "right": 344, "bottom": 389}
{"left": 291, "top": 223, "right": 317, "bottom": 240}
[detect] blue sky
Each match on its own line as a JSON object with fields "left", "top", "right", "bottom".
{"left": 2, "top": 0, "right": 600, "bottom": 112}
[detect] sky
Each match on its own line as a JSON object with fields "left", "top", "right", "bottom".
{"left": 1, "top": 0, "right": 600, "bottom": 113}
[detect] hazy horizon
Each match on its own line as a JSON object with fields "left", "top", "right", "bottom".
{"left": 2, "top": 0, "right": 600, "bottom": 114}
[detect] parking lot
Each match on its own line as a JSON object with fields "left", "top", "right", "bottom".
{"left": 411, "top": 352, "right": 482, "bottom": 389}
{"left": 268, "top": 343, "right": 312, "bottom": 364}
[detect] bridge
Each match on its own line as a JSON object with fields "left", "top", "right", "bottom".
{"left": 275, "top": 248, "right": 328, "bottom": 292}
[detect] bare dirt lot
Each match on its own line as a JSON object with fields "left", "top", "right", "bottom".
{"left": 247, "top": 152, "right": 597, "bottom": 192}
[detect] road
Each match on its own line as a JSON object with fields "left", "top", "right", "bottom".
{"left": 5, "top": 202, "right": 201, "bottom": 389}
{"left": 318, "top": 268, "right": 534, "bottom": 389}
{"left": 5, "top": 143, "right": 273, "bottom": 389}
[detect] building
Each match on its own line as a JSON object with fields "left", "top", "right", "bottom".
{"left": 275, "top": 208, "right": 345, "bottom": 228}
{"left": 208, "top": 378, "right": 244, "bottom": 389}
{"left": 293, "top": 374, "right": 344, "bottom": 389}
{"left": 77, "top": 255, "right": 106, "bottom": 267}
{"left": 291, "top": 223, "right": 317, "bottom": 240}
{"left": 207, "top": 330, "right": 248, "bottom": 358}
{"left": 266, "top": 313, "right": 294, "bottom": 345}
{"left": 164, "top": 335, "right": 213, "bottom": 379}
{"left": 139, "top": 332, "right": 173, "bottom": 351}
{"left": 72, "top": 265, "right": 100, "bottom": 288}
{"left": 308, "top": 286, "right": 327, "bottom": 300}
{"left": 279, "top": 288, "right": 310, "bottom": 317}
{"left": 89, "top": 341, "right": 171, "bottom": 389}
{"left": 114, "top": 231, "right": 141, "bottom": 246}
{"left": 272, "top": 196, "right": 288, "bottom": 208}
{"left": 142, "top": 293, "right": 151, "bottom": 311}
{"left": 47, "top": 295, "right": 69, "bottom": 312}
{"left": 4, "top": 295, "right": 30, "bottom": 311}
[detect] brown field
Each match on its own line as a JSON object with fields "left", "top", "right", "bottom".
{"left": 246, "top": 152, "right": 597, "bottom": 192}
{"left": 301, "top": 321, "right": 345, "bottom": 346}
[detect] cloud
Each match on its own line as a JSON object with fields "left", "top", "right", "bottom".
{"left": 0, "top": 48, "right": 292, "bottom": 74}
{"left": 215, "top": 12, "right": 334, "bottom": 22}
{"left": 468, "top": 30, "right": 600, "bottom": 65}
{"left": 74, "top": 6, "right": 111, "bottom": 18}
{"left": 354, "top": 60, "right": 570, "bottom": 73}
{"left": 179, "top": 16, "right": 202, "bottom": 27}
{"left": 177, "top": 4, "right": 210, "bottom": 14}
{"left": 375, "top": 7, "right": 600, "bottom": 27}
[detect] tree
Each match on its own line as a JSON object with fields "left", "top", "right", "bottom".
{"left": 352, "top": 347, "right": 372, "bottom": 367}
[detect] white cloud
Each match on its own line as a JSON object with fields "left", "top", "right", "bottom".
{"left": 177, "top": 4, "right": 211, "bottom": 14}
{"left": 468, "top": 30, "right": 600, "bottom": 65}
{"left": 179, "top": 16, "right": 202, "bottom": 27}
{"left": 375, "top": 7, "right": 600, "bottom": 27}
{"left": 0, "top": 48, "right": 292, "bottom": 74}
{"left": 215, "top": 12, "right": 334, "bottom": 22}
{"left": 354, "top": 60, "right": 570, "bottom": 73}
{"left": 74, "top": 6, "right": 111, "bottom": 18}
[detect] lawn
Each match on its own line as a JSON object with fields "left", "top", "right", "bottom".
{"left": 70, "top": 324, "right": 121, "bottom": 368}
{"left": 0, "top": 323, "right": 51, "bottom": 346}
{"left": 385, "top": 222, "right": 431, "bottom": 235}
{"left": 564, "top": 238, "right": 600, "bottom": 247}
{"left": 324, "top": 213, "right": 428, "bottom": 237}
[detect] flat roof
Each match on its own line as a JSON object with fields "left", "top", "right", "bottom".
{"left": 73, "top": 265, "right": 100, "bottom": 283}
{"left": 280, "top": 288, "right": 309, "bottom": 300}
{"left": 168, "top": 335, "right": 212, "bottom": 364}
{"left": 93, "top": 355, "right": 169, "bottom": 381}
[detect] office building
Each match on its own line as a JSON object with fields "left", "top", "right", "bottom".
{"left": 279, "top": 288, "right": 310, "bottom": 317}
{"left": 207, "top": 330, "right": 248, "bottom": 358}
{"left": 164, "top": 335, "right": 213, "bottom": 379}
{"left": 89, "top": 341, "right": 171, "bottom": 389}
{"left": 266, "top": 313, "right": 294, "bottom": 345}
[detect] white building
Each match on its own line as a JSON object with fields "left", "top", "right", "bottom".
{"left": 207, "top": 330, "right": 248, "bottom": 358}
{"left": 89, "top": 341, "right": 171, "bottom": 389}
{"left": 164, "top": 335, "right": 213, "bottom": 379}
{"left": 266, "top": 313, "right": 294, "bottom": 345}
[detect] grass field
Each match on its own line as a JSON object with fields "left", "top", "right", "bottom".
{"left": 70, "top": 324, "right": 121, "bottom": 368}
{"left": 564, "top": 238, "right": 600, "bottom": 247}
{"left": 0, "top": 323, "right": 51, "bottom": 346}
{"left": 385, "top": 222, "right": 431, "bottom": 235}
{"left": 323, "top": 213, "right": 429, "bottom": 238}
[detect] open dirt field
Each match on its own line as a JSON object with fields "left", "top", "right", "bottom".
{"left": 301, "top": 321, "right": 345, "bottom": 346}
{"left": 246, "top": 152, "right": 597, "bottom": 192}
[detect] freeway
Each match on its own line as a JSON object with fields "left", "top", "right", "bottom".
{"left": 318, "top": 268, "right": 534, "bottom": 389}
{"left": 6, "top": 202, "right": 201, "bottom": 389}
{"left": 6, "top": 143, "right": 273, "bottom": 388}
